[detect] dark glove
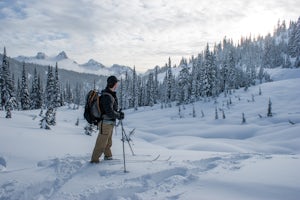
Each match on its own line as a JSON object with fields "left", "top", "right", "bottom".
{"left": 118, "top": 111, "right": 125, "bottom": 120}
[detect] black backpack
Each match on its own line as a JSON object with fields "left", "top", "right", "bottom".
{"left": 84, "top": 90, "right": 102, "bottom": 125}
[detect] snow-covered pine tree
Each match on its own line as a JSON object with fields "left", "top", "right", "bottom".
{"left": 215, "top": 107, "right": 219, "bottom": 120}
{"left": 132, "top": 66, "right": 139, "bottom": 110}
{"left": 1, "top": 47, "right": 15, "bottom": 111}
{"left": 119, "top": 78, "right": 124, "bottom": 109}
{"left": 191, "top": 54, "right": 203, "bottom": 101}
{"left": 190, "top": 56, "right": 197, "bottom": 103}
{"left": 178, "top": 105, "right": 183, "bottom": 118}
{"left": 20, "top": 62, "right": 30, "bottom": 110}
{"left": 37, "top": 74, "right": 43, "bottom": 108}
{"left": 222, "top": 109, "right": 226, "bottom": 119}
{"left": 227, "top": 49, "right": 236, "bottom": 90}
{"left": 54, "top": 63, "right": 61, "bottom": 107}
{"left": 259, "top": 86, "right": 262, "bottom": 95}
{"left": 147, "top": 72, "right": 155, "bottom": 107}
{"left": 45, "top": 66, "right": 55, "bottom": 108}
{"left": 192, "top": 104, "right": 196, "bottom": 118}
{"left": 154, "top": 66, "right": 159, "bottom": 104}
{"left": 288, "top": 17, "right": 300, "bottom": 59}
{"left": 202, "top": 44, "right": 211, "bottom": 98}
{"left": 5, "top": 108, "right": 11, "bottom": 118}
{"left": 65, "top": 81, "right": 73, "bottom": 105}
{"left": 123, "top": 71, "right": 130, "bottom": 109}
{"left": 75, "top": 118, "right": 79, "bottom": 126}
{"left": 258, "top": 66, "right": 264, "bottom": 84}
{"left": 30, "top": 68, "right": 42, "bottom": 109}
{"left": 267, "top": 98, "right": 273, "bottom": 117}
{"left": 45, "top": 107, "right": 56, "bottom": 126}
{"left": 74, "top": 82, "right": 81, "bottom": 109}
{"left": 40, "top": 116, "right": 50, "bottom": 130}
{"left": 177, "top": 57, "right": 190, "bottom": 104}
{"left": 242, "top": 113, "right": 246, "bottom": 124}
{"left": 210, "top": 48, "right": 219, "bottom": 97}
{"left": 166, "top": 58, "right": 173, "bottom": 107}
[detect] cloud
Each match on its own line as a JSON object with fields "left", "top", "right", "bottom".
{"left": 1, "top": 0, "right": 299, "bottom": 71}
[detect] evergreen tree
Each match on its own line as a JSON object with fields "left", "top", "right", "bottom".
{"left": 45, "top": 107, "right": 56, "bottom": 125}
{"left": 177, "top": 58, "right": 190, "bottom": 104}
{"left": 267, "top": 98, "right": 273, "bottom": 117}
{"left": 258, "top": 66, "right": 264, "bottom": 84}
{"left": 75, "top": 118, "right": 79, "bottom": 126}
{"left": 192, "top": 104, "right": 196, "bottom": 118}
{"left": 6, "top": 108, "right": 12, "bottom": 118}
{"left": 37, "top": 74, "right": 43, "bottom": 108}
{"left": 242, "top": 113, "right": 246, "bottom": 124}
{"left": 200, "top": 53, "right": 209, "bottom": 98}
{"left": 45, "top": 66, "right": 55, "bottom": 108}
{"left": 30, "top": 68, "right": 42, "bottom": 109}
{"left": 215, "top": 107, "right": 219, "bottom": 120}
{"left": 16, "top": 78, "right": 21, "bottom": 109}
{"left": 154, "top": 66, "right": 159, "bottom": 104}
{"left": 166, "top": 58, "right": 173, "bottom": 107}
{"left": 288, "top": 17, "right": 300, "bottom": 58}
{"left": 74, "top": 82, "right": 81, "bottom": 109}
{"left": 119, "top": 78, "right": 124, "bottom": 109}
{"left": 40, "top": 116, "right": 50, "bottom": 129}
{"left": 123, "top": 71, "right": 130, "bottom": 109}
{"left": 65, "top": 81, "right": 73, "bottom": 104}
{"left": 132, "top": 66, "right": 139, "bottom": 110}
{"left": 54, "top": 63, "right": 61, "bottom": 107}
{"left": 20, "top": 62, "right": 30, "bottom": 110}
{"left": 147, "top": 72, "right": 155, "bottom": 106}
{"left": 1, "top": 47, "right": 15, "bottom": 110}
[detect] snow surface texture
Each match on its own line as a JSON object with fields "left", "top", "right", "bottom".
{"left": 1, "top": 68, "right": 300, "bottom": 200}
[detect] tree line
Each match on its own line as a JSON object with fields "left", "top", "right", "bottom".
{"left": 118, "top": 17, "right": 300, "bottom": 110}
{"left": 1, "top": 17, "right": 299, "bottom": 116}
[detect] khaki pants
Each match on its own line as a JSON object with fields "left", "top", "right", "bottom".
{"left": 91, "top": 121, "right": 114, "bottom": 162}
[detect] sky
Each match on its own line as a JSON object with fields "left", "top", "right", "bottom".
{"left": 0, "top": 0, "right": 300, "bottom": 72}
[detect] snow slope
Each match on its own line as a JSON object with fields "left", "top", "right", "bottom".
{"left": 1, "top": 68, "right": 300, "bottom": 200}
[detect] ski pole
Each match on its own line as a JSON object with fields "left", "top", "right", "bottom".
{"left": 121, "top": 123, "right": 127, "bottom": 173}
{"left": 120, "top": 120, "right": 135, "bottom": 156}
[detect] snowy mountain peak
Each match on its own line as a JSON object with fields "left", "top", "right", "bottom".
{"left": 13, "top": 51, "right": 133, "bottom": 77}
{"left": 87, "top": 59, "right": 101, "bottom": 66}
{"left": 56, "top": 51, "right": 68, "bottom": 60}
{"left": 36, "top": 52, "right": 47, "bottom": 59}
{"left": 110, "top": 64, "right": 132, "bottom": 74}
{"left": 80, "top": 59, "right": 106, "bottom": 70}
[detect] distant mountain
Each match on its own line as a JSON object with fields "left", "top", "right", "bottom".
{"left": 0, "top": 53, "right": 107, "bottom": 105}
{"left": 36, "top": 52, "right": 47, "bottom": 59}
{"left": 110, "top": 64, "right": 133, "bottom": 75}
{"left": 80, "top": 59, "right": 106, "bottom": 71}
{"left": 55, "top": 51, "right": 68, "bottom": 60}
{"left": 14, "top": 51, "right": 133, "bottom": 77}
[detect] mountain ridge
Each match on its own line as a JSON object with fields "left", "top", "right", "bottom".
{"left": 14, "top": 51, "right": 133, "bottom": 77}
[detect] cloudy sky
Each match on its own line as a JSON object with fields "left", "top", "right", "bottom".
{"left": 1, "top": 0, "right": 299, "bottom": 72}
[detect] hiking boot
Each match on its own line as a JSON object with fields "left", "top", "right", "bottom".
{"left": 90, "top": 160, "right": 100, "bottom": 164}
{"left": 104, "top": 156, "right": 113, "bottom": 160}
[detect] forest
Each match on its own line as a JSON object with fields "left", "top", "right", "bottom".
{"left": 1, "top": 17, "right": 300, "bottom": 116}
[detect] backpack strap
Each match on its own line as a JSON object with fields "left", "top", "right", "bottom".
{"left": 89, "top": 91, "right": 97, "bottom": 105}
{"left": 99, "top": 92, "right": 115, "bottom": 116}
{"left": 96, "top": 94, "right": 101, "bottom": 114}
{"left": 102, "top": 92, "right": 114, "bottom": 103}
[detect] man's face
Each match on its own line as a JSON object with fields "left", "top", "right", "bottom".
{"left": 112, "top": 82, "right": 118, "bottom": 91}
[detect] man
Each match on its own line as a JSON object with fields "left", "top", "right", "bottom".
{"left": 90, "top": 75, "right": 125, "bottom": 163}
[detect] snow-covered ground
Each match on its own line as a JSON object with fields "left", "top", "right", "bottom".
{"left": 1, "top": 68, "right": 300, "bottom": 200}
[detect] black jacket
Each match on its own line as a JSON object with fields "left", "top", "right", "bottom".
{"left": 100, "top": 87, "right": 120, "bottom": 121}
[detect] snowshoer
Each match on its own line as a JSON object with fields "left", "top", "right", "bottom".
{"left": 90, "top": 75, "right": 125, "bottom": 163}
